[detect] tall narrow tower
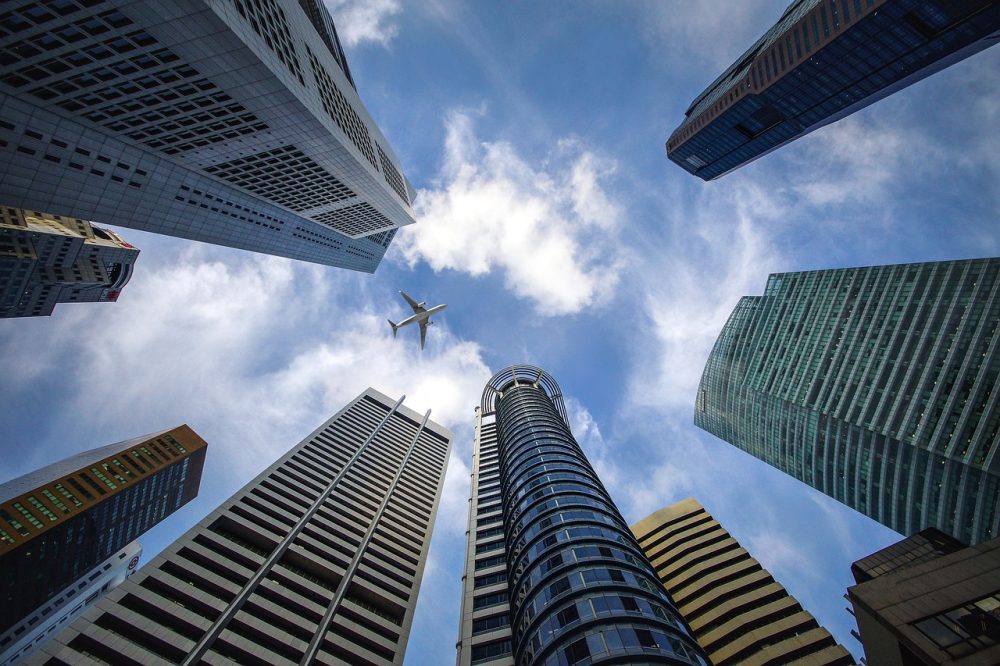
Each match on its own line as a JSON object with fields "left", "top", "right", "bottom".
{"left": 0, "top": 426, "right": 207, "bottom": 656}
{"left": 456, "top": 365, "right": 707, "bottom": 666}
{"left": 30, "top": 388, "right": 451, "bottom": 666}
{"left": 0, "top": 0, "right": 415, "bottom": 271}
{"left": 695, "top": 258, "right": 1000, "bottom": 544}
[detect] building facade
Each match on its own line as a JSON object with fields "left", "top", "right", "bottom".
{"left": 0, "top": 0, "right": 415, "bottom": 271}
{"left": 666, "top": 0, "right": 1000, "bottom": 180}
{"left": 695, "top": 258, "right": 1000, "bottom": 545}
{"left": 0, "top": 206, "right": 138, "bottom": 318}
{"left": 1, "top": 541, "right": 141, "bottom": 666}
{"left": 456, "top": 365, "right": 707, "bottom": 666}
{"left": 632, "top": 498, "right": 855, "bottom": 665}
{"left": 30, "top": 388, "right": 452, "bottom": 666}
{"left": 0, "top": 426, "right": 207, "bottom": 645}
{"left": 848, "top": 529, "right": 1000, "bottom": 665}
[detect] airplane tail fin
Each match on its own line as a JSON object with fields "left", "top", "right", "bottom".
{"left": 387, "top": 319, "right": 398, "bottom": 338}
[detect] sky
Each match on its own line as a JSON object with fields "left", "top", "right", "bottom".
{"left": 1, "top": 1, "right": 998, "bottom": 664}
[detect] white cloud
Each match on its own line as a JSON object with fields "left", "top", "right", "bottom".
{"left": 323, "top": 0, "right": 401, "bottom": 48}
{"left": 394, "top": 110, "right": 626, "bottom": 316}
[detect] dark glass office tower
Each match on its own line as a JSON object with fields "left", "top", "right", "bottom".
{"left": 456, "top": 365, "right": 707, "bottom": 666}
{"left": 666, "top": 0, "right": 1000, "bottom": 180}
{"left": 695, "top": 258, "right": 1000, "bottom": 545}
{"left": 31, "top": 388, "right": 451, "bottom": 666}
{"left": 0, "top": 426, "right": 207, "bottom": 641}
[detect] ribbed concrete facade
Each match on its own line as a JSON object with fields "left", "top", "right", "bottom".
{"left": 696, "top": 258, "right": 1000, "bottom": 544}
{"left": 667, "top": 0, "right": 1000, "bottom": 180}
{"left": 0, "top": 0, "right": 415, "bottom": 271}
{"left": 30, "top": 388, "right": 451, "bottom": 666}
{"left": 456, "top": 365, "right": 707, "bottom": 666}
{"left": 632, "top": 498, "right": 855, "bottom": 666}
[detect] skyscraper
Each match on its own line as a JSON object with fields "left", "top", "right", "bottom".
{"left": 456, "top": 365, "right": 707, "bottom": 666}
{"left": 632, "top": 498, "right": 855, "bottom": 665}
{"left": 30, "top": 388, "right": 451, "bottom": 666}
{"left": 0, "top": 0, "right": 415, "bottom": 272}
{"left": 666, "top": 0, "right": 1000, "bottom": 180}
{"left": 847, "top": 528, "right": 1000, "bottom": 665}
{"left": 0, "top": 206, "right": 138, "bottom": 318}
{"left": 1, "top": 541, "right": 141, "bottom": 666}
{"left": 695, "top": 258, "right": 1000, "bottom": 545}
{"left": 0, "top": 426, "right": 207, "bottom": 647}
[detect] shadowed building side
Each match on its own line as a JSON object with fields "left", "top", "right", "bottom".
{"left": 667, "top": 0, "right": 1000, "bottom": 180}
{"left": 633, "top": 498, "right": 856, "bottom": 665}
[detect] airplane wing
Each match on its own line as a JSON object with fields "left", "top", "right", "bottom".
{"left": 400, "top": 290, "right": 425, "bottom": 314}
{"left": 419, "top": 319, "right": 428, "bottom": 350}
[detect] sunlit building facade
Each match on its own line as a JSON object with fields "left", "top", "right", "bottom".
{"left": 0, "top": 0, "right": 415, "bottom": 271}
{"left": 31, "top": 388, "right": 451, "bottom": 666}
{"left": 667, "top": 0, "right": 1000, "bottom": 180}
{"left": 696, "top": 258, "right": 1000, "bottom": 545}
{"left": 633, "top": 498, "right": 855, "bottom": 665}
{"left": 0, "top": 426, "right": 207, "bottom": 652}
{"left": 0, "top": 206, "right": 138, "bottom": 318}
{"left": 456, "top": 365, "right": 707, "bottom": 666}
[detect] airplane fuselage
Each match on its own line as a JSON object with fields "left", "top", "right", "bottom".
{"left": 395, "top": 303, "right": 447, "bottom": 329}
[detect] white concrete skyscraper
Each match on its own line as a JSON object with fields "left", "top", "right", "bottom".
{"left": 0, "top": 0, "right": 415, "bottom": 272}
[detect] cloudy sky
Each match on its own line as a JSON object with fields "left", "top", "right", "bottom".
{"left": 2, "top": 1, "right": 998, "bottom": 663}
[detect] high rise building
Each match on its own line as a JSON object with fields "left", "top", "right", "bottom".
{"left": 0, "top": 0, "right": 416, "bottom": 272}
{"left": 30, "top": 388, "right": 452, "bottom": 666}
{"left": 0, "top": 426, "right": 207, "bottom": 647}
{"left": 632, "top": 498, "right": 855, "bottom": 665}
{"left": 0, "top": 206, "right": 138, "bottom": 318}
{"left": 456, "top": 365, "right": 707, "bottom": 666}
{"left": 1, "top": 541, "right": 141, "bottom": 666}
{"left": 695, "top": 258, "right": 1000, "bottom": 545}
{"left": 666, "top": 0, "right": 1000, "bottom": 180}
{"left": 847, "top": 528, "right": 1000, "bottom": 665}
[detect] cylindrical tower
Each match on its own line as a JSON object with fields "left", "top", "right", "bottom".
{"left": 486, "top": 365, "right": 706, "bottom": 666}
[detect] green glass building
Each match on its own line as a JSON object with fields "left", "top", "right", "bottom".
{"left": 696, "top": 258, "right": 1000, "bottom": 545}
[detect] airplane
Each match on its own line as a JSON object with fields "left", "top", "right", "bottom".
{"left": 388, "top": 291, "right": 447, "bottom": 350}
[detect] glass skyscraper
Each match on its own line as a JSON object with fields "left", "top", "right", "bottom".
{"left": 667, "top": 0, "right": 1000, "bottom": 180}
{"left": 696, "top": 258, "right": 1000, "bottom": 545}
{"left": 456, "top": 365, "right": 707, "bottom": 666}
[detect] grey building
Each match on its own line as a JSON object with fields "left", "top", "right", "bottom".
{"left": 0, "top": 0, "right": 415, "bottom": 272}
{"left": 695, "top": 258, "right": 1000, "bottom": 545}
{"left": 0, "top": 206, "right": 138, "bottom": 318}
{"left": 848, "top": 528, "right": 1000, "bottom": 665}
{"left": 456, "top": 365, "right": 707, "bottom": 666}
{"left": 666, "top": 0, "right": 1000, "bottom": 180}
{"left": 30, "top": 388, "right": 452, "bottom": 666}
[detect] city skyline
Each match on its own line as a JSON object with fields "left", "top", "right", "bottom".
{"left": 0, "top": 1, "right": 997, "bottom": 664}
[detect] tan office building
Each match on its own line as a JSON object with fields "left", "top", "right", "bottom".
{"left": 632, "top": 498, "right": 855, "bottom": 665}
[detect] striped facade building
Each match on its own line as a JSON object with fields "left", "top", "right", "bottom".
{"left": 1, "top": 425, "right": 207, "bottom": 657}
{"left": 0, "top": 0, "right": 416, "bottom": 271}
{"left": 30, "top": 388, "right": 451, "bottom": 666}
{"left": 696, "top": 258, "right": 1000, "bottom": 545}
{"left": 632, "top": 498, "right": 855, "bottom": 666}
{"left": 456, "top": 365, "right": 707, "bottom": 666}
{"left": 667, "top": 0, "right": 1000, "bottom": 180}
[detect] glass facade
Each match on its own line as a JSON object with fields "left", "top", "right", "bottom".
{"left": 696, "top": 258, "right": 1000, "bottom": 544}
{"left": 667, "top": 0, "right": 1000, "bottom": 180}
{"left": 458, "top": 365, "right": 706, "bottom": 666}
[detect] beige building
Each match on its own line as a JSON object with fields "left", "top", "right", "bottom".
{"left": 632, "top": 498, "right": 855, "bottom": 665}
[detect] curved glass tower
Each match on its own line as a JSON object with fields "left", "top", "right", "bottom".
{"left": 457, "top": 365, "right": 706, "bottom": 666}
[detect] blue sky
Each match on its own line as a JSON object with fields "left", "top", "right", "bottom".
{"left": 1, "top": 1, "right": 998, "bottom": 663}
